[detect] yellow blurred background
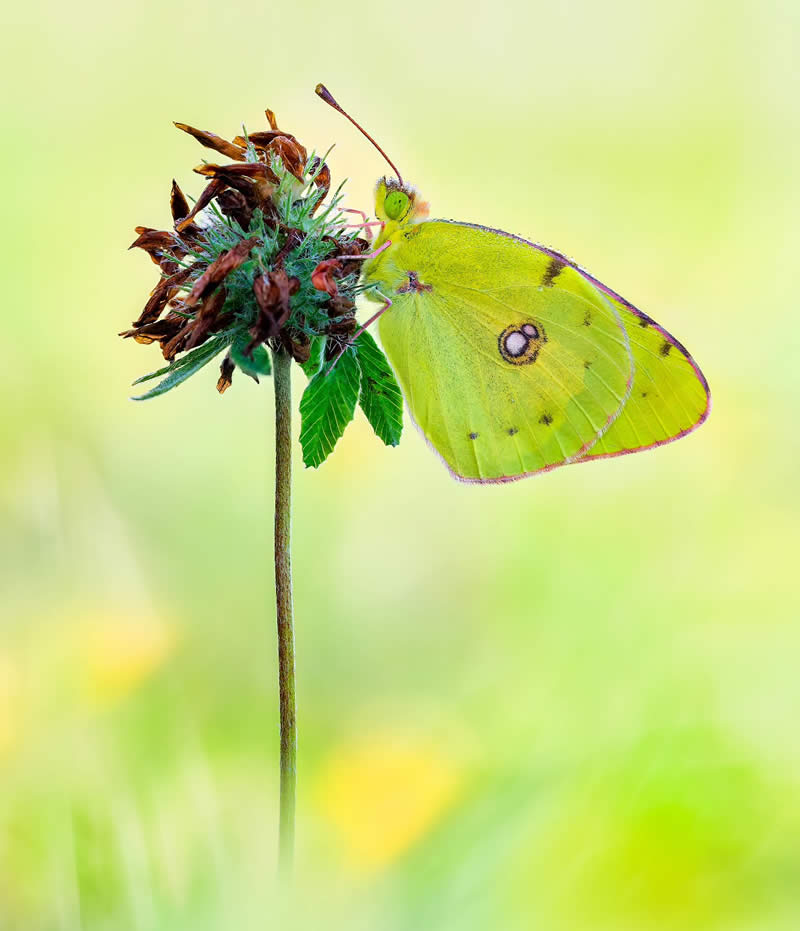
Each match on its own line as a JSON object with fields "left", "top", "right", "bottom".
{"left": 1, "top": 0, "right": 798, "bottom": 927}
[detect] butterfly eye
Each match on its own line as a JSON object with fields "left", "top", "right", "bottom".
{"left": 384, "top": 190, "right": 410, "bottom": 220}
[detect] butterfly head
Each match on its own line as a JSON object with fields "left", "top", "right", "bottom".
{"left": 313, "top": 86, "right": 428, "bottom": 232}
{"left": 375, "top": 177, "right": 429, "bottom": 227}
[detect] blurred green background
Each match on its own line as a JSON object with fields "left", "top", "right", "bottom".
{"left": 2, "top": 0, "right": 798, "bottom": 927}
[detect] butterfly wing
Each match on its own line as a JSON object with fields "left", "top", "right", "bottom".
{"left": 365, "top": 220, "right": 709, "bottom": 482}
{"left": 367, "top": 221, "right": 636, "bottom": 481}
{"left": 539, "top": 250, "right": 711, "bottom": 460}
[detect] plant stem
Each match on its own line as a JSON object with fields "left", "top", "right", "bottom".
{"left": 272, "top": 346, "right": 296, "bottom": 875}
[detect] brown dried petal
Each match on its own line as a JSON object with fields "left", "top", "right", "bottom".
{"left": 216, "top": 189, "right": 252, "bottom": 229}
{"left": 119, "top": 315, "right": 185, "bottom": 343}
{"left": 170, "top": 179, "right": 190, "bottom": 223}
{"left": 119, "top": 329, "right": 157, "bottom": 344}
{"left": 253, "top": 271, "right": 291, "bottom": 335}
{"left": 282, "top": 330, "right": 311, "bottom": 364}
{"left": 194, "top": 162, "right": 274, "bottom": 181}
{"left": 217, "top": 355, "right": 235, "bottom": 394}
{"left": 267, "top": 137, "right": 306, "bottom": 180}
{"left": 129, "top": 228, "right": 187, "bottom": 265}
{"left": 338, "top": 237, "right": 370, "bottom": 276}
{"left": 233, "top": 131, "right": 308, "bottom": 166}
{"left": 327, "top": 295, "right": 356, "bottom": 317}
{"left": 132, "top": 278, "right": 170, "bottom": 327}
{"left": 174, "top": 122, "right": 246, "bottom": 161}
{"left": 161, "top": 326, "right": 191, "bottom": 361}
{"left": 273, "top": 228, "right": 304, "bottom": 269}
{"left": 265, "top": 109, "right": 279, "bottom": 131}
{"left": 194, "top": 163, "right": 279, "bottom": 205}
{"left": 133, "top": 267, "right": 193, "bottom": 327}
{"left": 311, "top": 259, "right": 342, "bottom": 296}
{"left": 233, "top": 131, "right": 286, "bottom": 148}
{"left": 185, "top": 287, "right": 228, "bottom": 351}
{"left": 248, "top": 269, "right": 299, "bottom": 349}
{"left": 338, "top": 238, "right": 369, "bottom": 257}
{"left": 308, "top": 158, "right": 331, "bottom": 214}
{"left": 176, "top": 178, "right": 225, "bottom": 232}
{"left": 216, "top": 188, "right": 247, "bottom": 210}
{"left": 326, "top": 318, "right": 358, "bottom": 336}
{"left": 185, "top": 237, "right": 259, "bottom": 307}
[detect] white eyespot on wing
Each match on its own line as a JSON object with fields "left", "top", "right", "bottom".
{"left": 503, "top": 331, "right": 528, "bottom": 356}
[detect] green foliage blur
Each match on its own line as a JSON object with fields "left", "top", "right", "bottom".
{"left": 1, "top": 0, "right": 798, "bottom": 927}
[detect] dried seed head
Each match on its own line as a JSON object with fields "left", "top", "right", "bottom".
{"left": 123, "top": 105, "right": 372, "bottom": 398}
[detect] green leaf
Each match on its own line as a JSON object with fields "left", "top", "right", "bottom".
{"left": 300, "top": 335, "right": 326, "bottom": 379}
{"left": 230, "top": 333, "right": 272, "bottom": 377}
{"left": 299, "top": 348, "right": 360, "bottom": 468}
{"left": 131, "top": 333, "right": 233, "bottom": 400}
{"left": 354, "top": 331, "right": 403, "bottom": 447}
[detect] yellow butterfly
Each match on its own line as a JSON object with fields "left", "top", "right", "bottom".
{"left": 318, "top": 86, "right": 710, "bottom": 483}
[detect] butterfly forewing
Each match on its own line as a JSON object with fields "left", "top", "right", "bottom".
{"left": 373, "top": 223, "right": 634, "bottom": 481}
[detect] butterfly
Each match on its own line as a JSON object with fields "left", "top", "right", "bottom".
{"left": 318, "top": 86, "right": 710, "bottom": 483}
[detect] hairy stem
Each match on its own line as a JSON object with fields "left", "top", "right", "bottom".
{"left": 272, "top": 346, "right": 296, "bottom": 874}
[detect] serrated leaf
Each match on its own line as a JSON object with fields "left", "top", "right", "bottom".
{"left": 299, "top": 348, "right": 360, "bottom": 468}
{"left": 131, "top": 333, "right": 233, "bottom": 400}
{"left": 230, "top": 333, "right": 272, "bottom": 377}
{"left": 354, "top": 331, "right": 403, "bottom": 447}
{"left": 300, "top": 335, "right": 326, "bottom": 378}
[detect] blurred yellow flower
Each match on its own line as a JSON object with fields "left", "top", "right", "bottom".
{"left": 315, "top": 735, "right": 461, "bottom": 871}
{"left": 82, "top": 614, "right": 176, "bottom": 704}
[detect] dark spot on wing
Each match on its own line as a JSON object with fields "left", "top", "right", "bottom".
{"left": 508, "top": 427, "right": 519, "bottom": 436}
{"left": 469, "top": 431, "right": 479, "bottom": 440}
{"left": 659, "top": 340, "right": 672, "bottom": 357}
{"left": 667, "top": 334, "right": 693, "bottom": 359}
{"left": 583, "top": 310, "right": 592, "bottom": 326}
{"left": 641, "top": 391, "right": 648, "bottom": 398}
{"left": 542, "top": 256, "right": 566, "bottom": 287}
{"left": 397, "top": 270, "right": 433, "bottom": 294}
{"left": 539, "top": 412, "right": 553, "bottom": 426}
{"left": 583, "top": 360, "right": 592, "bottom": 369}
{"left": 638, "top": 316, "right": 651, "bottom": 328}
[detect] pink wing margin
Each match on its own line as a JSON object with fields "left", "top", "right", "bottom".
{"left": 420, "top": 220, "right": 712, "bottom": 484}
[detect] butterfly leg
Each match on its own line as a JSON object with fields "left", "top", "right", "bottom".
{"left": 349, "top": 289, "right": 393, "bottom": 343}
{"left": 343, "top": 220, "right": 384, "bottom": 236}
{"left": 324, "top": 287, "right": 393, "bottom": 376}
{"left": 336, "top": 207, "right": 385, "bottom": 240}
{"left": 338, "top": 207, "right": 368, "bottom": 223}
{"left": 333, "top": 239, "right": 392, "bottom": 262}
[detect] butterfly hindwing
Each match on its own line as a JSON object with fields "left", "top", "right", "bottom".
{"left": 565, "top": 274, "right": 710, "bottom": 459}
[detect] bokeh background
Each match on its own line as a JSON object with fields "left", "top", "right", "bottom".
{"left": 2, "top": 0, "right": 798, "bottom": 927}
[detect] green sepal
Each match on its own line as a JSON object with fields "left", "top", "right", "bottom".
{"left": 299, "top": 347, "right": 360, "bottom": 468}
{"left": 300, "top": 335, "right": 326, "bottom": 379}
{"left": 230, "top": 333, "right": 272, "bottom": 377}
{"left": 354, "top": 331, "right": 403, "bottom": 447}
{"left": 131, "top": 332, "right": 234, "bottom": 400}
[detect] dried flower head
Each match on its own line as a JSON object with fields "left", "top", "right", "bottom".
{"left": 123, "top": 105, "right": 403, "bottom": 467}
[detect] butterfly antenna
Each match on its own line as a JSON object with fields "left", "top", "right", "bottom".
{"left": 315, "top": 84, "right": 403, "bottom": 185}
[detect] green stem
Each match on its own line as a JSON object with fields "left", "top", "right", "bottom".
{"left": 272, "top": 346, "right": 296, "bottom": 875}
